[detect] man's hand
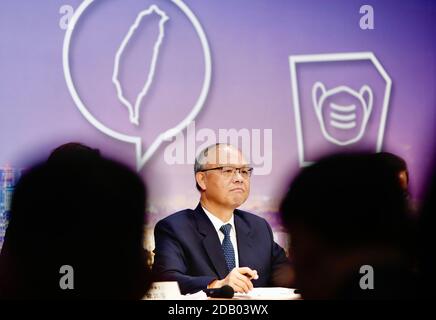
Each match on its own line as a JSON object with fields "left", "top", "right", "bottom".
{"left": 210, "top": 267, "right": 259, "bottom": 293}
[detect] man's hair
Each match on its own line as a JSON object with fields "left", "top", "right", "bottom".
{"left": 194, "top": 143, "right": 231, "bottom": 191}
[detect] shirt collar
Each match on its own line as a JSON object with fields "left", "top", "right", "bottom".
{"left": 202, "top": 206, "right": 235, "bottom": 234}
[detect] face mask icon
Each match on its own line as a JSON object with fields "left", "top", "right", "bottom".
{"left": 312, "top": 82, "right": 373, "bottom": 146}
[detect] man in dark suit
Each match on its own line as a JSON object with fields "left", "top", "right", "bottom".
{"left": 153, "top": 143, "right": 291, "bottom": 294}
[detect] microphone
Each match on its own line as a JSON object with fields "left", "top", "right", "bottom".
{"left": 203, "top": 285, "right": 234, "bottom": 298}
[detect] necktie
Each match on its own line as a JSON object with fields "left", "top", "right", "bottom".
{"left": 220, "top": 223, "right": 236, "bottom": 272}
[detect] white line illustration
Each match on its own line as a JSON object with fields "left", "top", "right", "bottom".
{"left": 330, "top": 119, "right": 356, "bottom": 129}
{"left": 289, "top": 52, "right": 392, "bottom": 167}
{"left": 112, "top": 5, "right": 169, "bottom": 126}
{"left": 63, "top": 0, "right": 212, "bottom": 171}
{"left": 313, "top": 81, "right": 373, "bottom": 146}
{"left": 330, "top": 111, "right": 356, "bottom": 121}
{"left": 330, "top": 103, "right": 356, "bottom": 112}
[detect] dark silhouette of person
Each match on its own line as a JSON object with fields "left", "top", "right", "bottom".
{"left": 373, "top": 152, "right": 410, "bottom": 195}
{"left": 280, "top": 152, "right": 416, "bottom": 299}
{"left": 0, "top": 143, "right": 150, "bottom": 299}
{"left": 47, "top": 142, "right": 101, "bottom": 164}
{"left": 418, "top": 163, "right": 436, "bottom": 299}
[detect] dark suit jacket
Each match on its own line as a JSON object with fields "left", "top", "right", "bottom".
{"left": 152, "top": 204, "right": 290, "bottom": 294}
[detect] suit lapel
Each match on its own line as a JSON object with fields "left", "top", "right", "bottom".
{"left": 234, "top": 210, "right": 254, "bottom": 268}
{"left": 194, "top": 204, "right": 229, "bottom": 279}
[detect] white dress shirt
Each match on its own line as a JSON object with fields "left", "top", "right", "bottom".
{"left": 202, "top": 206, "right": 239, "bottom": 268}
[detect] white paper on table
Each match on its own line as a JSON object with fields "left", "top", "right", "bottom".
{"left": 233, "top": 287, "right": 301, "bottom": 300}
{"left": 180, "top": 291, "right": 209, "bottom": 300}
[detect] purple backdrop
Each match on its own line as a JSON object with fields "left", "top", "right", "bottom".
{"left": 1, "top": 0, "right": 435, "bottom": 249}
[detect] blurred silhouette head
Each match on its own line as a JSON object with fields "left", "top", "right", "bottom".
{"left": 419, "top": 163, "right": 436, "bottom": 298}
{"left": 373, "top": 152, "right": 409, "bottom": 193}
{"left": 0, "top": 143, "right": 150, "bottom": 299}
{"left": 47, "top": 142, "right": 101, "bottom": 164}
{"left": 280, "top": 152, "right": 413, "bottom": 299}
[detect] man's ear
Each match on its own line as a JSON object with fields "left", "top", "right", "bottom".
{"left": 195, "top": 172, "right": 207, "bottom": 191}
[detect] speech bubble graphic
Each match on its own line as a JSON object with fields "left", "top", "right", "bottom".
{"left": 289, "top": 52, "right": 392, "bottom": 167}
{"left": 112, "top": 5, "right": 169, "bottom": 126}
{"left": 63, "top": 0, "right": 212, "bottom": 171}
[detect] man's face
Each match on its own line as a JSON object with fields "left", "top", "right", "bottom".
{"left": 196, "top": 146, "right": 251, "bottom": 210}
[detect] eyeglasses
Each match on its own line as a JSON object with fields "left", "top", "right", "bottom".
{"left": 200, "top": 166, "right": 254, "bottom": 179}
